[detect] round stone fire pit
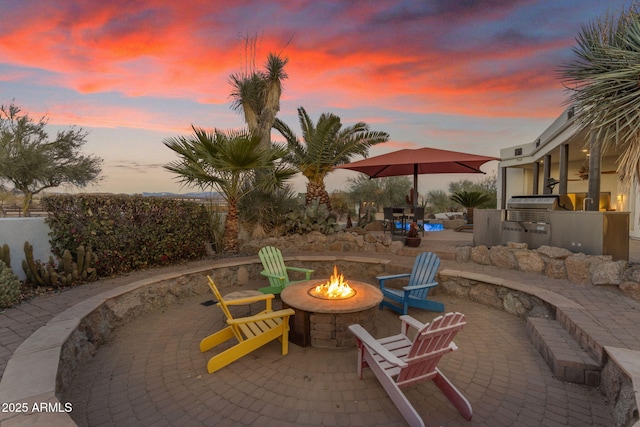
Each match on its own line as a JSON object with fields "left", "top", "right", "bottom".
{"left": 280, "top": 279, "right": 383, "bottom": 349}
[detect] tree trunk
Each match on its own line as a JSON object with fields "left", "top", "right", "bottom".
{"left": 21, "top": 191, "right": 33, "bottom": 217}
{"left": 223, "top": 199, "right": 239, "bottom": 253}
{"left": 305, "top": 182, "right": 331, "bottom": 209}
{"left": 466, "top": 207, "right": 474, "bottom": 225}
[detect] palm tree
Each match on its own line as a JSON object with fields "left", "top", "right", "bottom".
{"left": 229, "top": 52, "right": 288, "bottom": 148}
{"left": 163, "top": 127, "right": 296, "bottom": 252}
{"left": 274, "top": 107, "right": 389, "bottom": 209}
{"left": 450, "top": 191, "right": 491, "bottom": 224}
{"left": 560, "top": 4, "right": 640, "bottom": 189}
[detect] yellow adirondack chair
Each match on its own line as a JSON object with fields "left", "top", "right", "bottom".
{"left": 199, "top": 276, "right": 295, "bottom": 373}
{"left": 258, "top": 246, "right": 314, "bottom": 294}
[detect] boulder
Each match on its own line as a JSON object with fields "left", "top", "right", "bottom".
{"left": 537, "top": 245, "right": 574, "bottom": 259}
{"left": 506, "top": 242, "right": 528, "bottom": 250}
{"left": 565, "top": 253, "right": 592, "bottom": 284}
{"left": 456, "top": 246, "right": 472, "bottom": 263}
{"left": 364, "top": 221, "right": 385, "bottom": 232}
{"left": 544, "top": 258, "right": 567, "bottom": 280}
{"left": 470, "top": 245, "right": 491, "bottom": 265}
{"left": 619, "top": 281, "right": 640, "bottom": 300}
{"left": 512, "top": 249, "right": 545, "bottom": 273}
{"left": 488, "top": 246, "right": 517, "bottom": 269}
{"left": 591, "top": 260, "right": 626, "bottom": 285}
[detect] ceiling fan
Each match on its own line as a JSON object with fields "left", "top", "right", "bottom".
{"left": 567, "top": 163, "right": 616, "bottom": 181}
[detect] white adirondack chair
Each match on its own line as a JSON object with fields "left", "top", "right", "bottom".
{"left": 348, "top": 312, "right": 472, "bottom": 427}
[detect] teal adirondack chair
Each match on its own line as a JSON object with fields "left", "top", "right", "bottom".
{"left": 377, "top": 252, "right": 445, "bottom": 315}
{"left": 258, "top": 246, "right": 314, "bottom": 294}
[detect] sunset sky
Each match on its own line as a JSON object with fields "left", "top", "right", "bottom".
{"left": 0, "top": 0, "right": 631, "bottom": 195}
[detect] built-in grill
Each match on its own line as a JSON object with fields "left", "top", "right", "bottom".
{"left": 502, "top": 195, "right": 573, "bottom": 248}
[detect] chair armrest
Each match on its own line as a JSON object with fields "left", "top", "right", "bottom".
{"left": 348, "top": 324, "right": 407, "bottom": 368}
{"left": 224, "top": 293, "right": 274, "bottom": 306}
{"left": 399, "top": 315, "right": 425, "bottom": 333}
{"left": 260, "top": 270, "right": 287, "bottom": 281}
{"left": 377, "top": 273, "right": 410, "bottom": 290}
{"left": 286, "top": 266, "right": 314, "bottom": 280}
{"left": 227, "top": 308, "right": 295, "bottom": 325}
{"left": 377, "top": 273, "right": 411, "bottom": 282}
{"left": 402, "top": 281, "right": 438, "bottom": 291}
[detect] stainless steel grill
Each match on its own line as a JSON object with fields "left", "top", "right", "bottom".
{"left": 502, "top": 195, "right": 573, "bottom": 248}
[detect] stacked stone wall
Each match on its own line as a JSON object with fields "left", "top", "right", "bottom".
{"left": 455, "top": 243, "right": 640, "bottom": 301}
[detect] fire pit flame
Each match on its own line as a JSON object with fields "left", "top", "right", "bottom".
{"left": 308, "top": 266, "right": 356, "bottom": 300}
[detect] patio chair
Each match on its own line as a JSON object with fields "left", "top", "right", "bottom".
{"left": 348, "top": 312, "right": 472, "bottom": 426}
{"left": 377, "top": 251, "right": 445, "bottom": 315}
{"left": 258, "top": 246, "right": 314, "bottom": 294}
{"left": 199, "top": 276, "right": 295, "bottom": 373}
{"left": 383, "top": 207, "right": 397, "bottom": 234}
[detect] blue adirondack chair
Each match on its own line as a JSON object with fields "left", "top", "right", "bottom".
{"left": 377, "top": 252, "right": 445, "bottom": 315}
{"left": 258, "top": 246, "right": 314, "bottom": 294}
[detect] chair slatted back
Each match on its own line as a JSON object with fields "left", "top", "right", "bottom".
{"left": 407, "top": 252, "right": 440, "bottom": 299}
{"left": 397, "top": 312, "right": 466, "bottom": 385}
{"left": 207, "top": 276, "right": 244, "bottom": 342}
{"left": 383, "top": 207, "right": 395, "bottom": 233}
{"left": 259, "top": 246, "right": 289, "bottom": 287}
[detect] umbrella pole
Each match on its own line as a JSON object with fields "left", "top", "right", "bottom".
{"left": 413, "top": 164, "right": 418, "bottom": 208}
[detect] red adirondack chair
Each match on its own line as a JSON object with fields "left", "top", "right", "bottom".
{"left": 349, "top": 312, "right": 472, "bottom": 426}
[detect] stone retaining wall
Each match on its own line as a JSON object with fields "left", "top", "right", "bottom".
{"left": 455, "top": 242, "right": 640, "bottom": 301}
{"left": 438, "top": 268, "right": 640, "bottom": 427}
{"left": 242, "top": 231, "right": 640, "bottom": 300}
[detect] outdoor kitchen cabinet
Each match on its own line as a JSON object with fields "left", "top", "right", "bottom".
{"left": 548, "top": 211, "right": 629, "bottom": 261}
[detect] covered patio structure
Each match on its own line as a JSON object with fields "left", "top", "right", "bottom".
{"left": 493, "top": 105, "right": 634, "bottom": 258}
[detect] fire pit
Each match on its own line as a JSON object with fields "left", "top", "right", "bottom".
{"left": 280, "top": 266, "right": 383, "bottom": 349}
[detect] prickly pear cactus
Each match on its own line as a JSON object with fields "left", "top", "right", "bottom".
{"left": 285, "top": 199, "right": 341, "bottom": 235}
{"left": 0, "top": 260, "right": 21, "bottom": 309}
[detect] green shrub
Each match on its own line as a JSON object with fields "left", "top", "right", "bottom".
{"left": 42, "top": 194, "right": 212, "bottom": 276}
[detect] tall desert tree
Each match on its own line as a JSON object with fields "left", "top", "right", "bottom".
{"left": 0, "top": 103, "right": 102, "bottom": 214}
{"left": 229, "top": 48, "right": 288, "bottom": 148}
{"left": 163, "top": 127, "right": 296, "bottom": 252}
{"left": 274, "top": 107, "right": 389, "bottom": 209}
{"left": 560, "top": 4, "right": 640, "bottom": 188}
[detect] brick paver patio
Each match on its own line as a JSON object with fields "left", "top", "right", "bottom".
{"left": 2, "top": 230, "right": 639, "bottom": 426}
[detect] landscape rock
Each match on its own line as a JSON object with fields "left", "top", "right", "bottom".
{"left": 537, "top": 245, "right": 574, "bottom": 259}
{"left": 470, "top": 245, "right": 491, "bottom": 265}
{"left": 513, "top": 250, "right": 545, "bottom": 273}
{"left": 619, "top": 281, "right": 640, "bottom": 300}
{"left": 591, "top": 260, "right": 626, "bottom": 285}
{"left": 455, "top": 246, "right": 471, "bottom": 263}
{"left": 506, "top": 242, "right": 528, "bottom": 250}
{"left": 565, "top": 253, "right": 593, "bottom": 285}
{"left": 544, "top": 258, "right": 567, "bottom": 280}
{"left": 488, "top": 246, "right": 517, "bottom": 269}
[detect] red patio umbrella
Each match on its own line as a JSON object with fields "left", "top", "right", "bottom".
{"left": 336, "top": 147, "right": 498, "bottom": 206}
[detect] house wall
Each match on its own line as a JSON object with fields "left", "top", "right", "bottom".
{"left": 0, "top": 218, "right": 53, "bottom": 281}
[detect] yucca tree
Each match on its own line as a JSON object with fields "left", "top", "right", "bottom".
{"left": 274, "top": 107, "right": 389, "bottom": 209}
{"left": 450, "top": 191, "right": 490, "bottom": 224}
{"left": 560, "top": 4, "right": 640, "bottom": 189}
{"left": 229, "top": 52, "right": 288, "bottom": 148}
{"left": 163, "top": 127, "right": 296, "bottom": 252}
